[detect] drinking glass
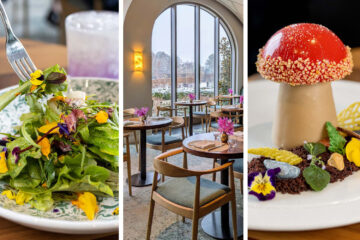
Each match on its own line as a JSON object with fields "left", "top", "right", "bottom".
{"left": 65, "top": 11, "right": 119, "bottom": 79}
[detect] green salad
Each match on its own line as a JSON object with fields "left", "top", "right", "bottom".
{"left": 0, "top": 65, "right": 118, "bottom": 220}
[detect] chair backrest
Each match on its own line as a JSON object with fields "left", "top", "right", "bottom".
{"left": 153, "top": 157, "right": 198, "bottom": 177}
{"left": 170, "top": 116, "right": 185, "bottom": 128}
{"left": 157, "top": 106, "right": 173, "bottom": 117}
{"left": 124, "top": 108, "right": 136, "bottom": 119}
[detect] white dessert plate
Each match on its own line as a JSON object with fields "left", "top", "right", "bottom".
{"left": 249, "top": 79, "right": 360, "bottom": 231}
{"left": 0, "top": 77, "right": 119, "bottom": 234}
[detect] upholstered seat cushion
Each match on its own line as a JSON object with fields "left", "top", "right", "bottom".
{"left": 210, "top": 122, "right": 242, "bottom": 129}
{"left": 193, "top": 111, "right": 208, "bottom": 116}
{"left": 216, "top": 158, "right": 243, "bottom": 173}
{"left": 147, "top": 134, "right": 182, "bottom": 145}
{"left": 155, "top": 176, "right": 230, "bottom": 208}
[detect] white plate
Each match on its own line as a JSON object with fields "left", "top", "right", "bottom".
{"left": 249, "top": 79, "right": 360, "bottom": 231}
{"left": 0, "top": 77, "right": 119, "bottom": 234}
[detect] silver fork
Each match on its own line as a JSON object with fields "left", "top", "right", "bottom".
{"left": 0, "top": 0, "right": 36, "bottom": 82}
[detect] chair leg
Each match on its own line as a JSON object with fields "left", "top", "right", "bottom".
{"left": 231, "top": 197, "right": 238, "bottom": 240}
{"left": 162, "top": 157, "right": 167, "bottom": 182}
{"left": 127, "top": 157, "right": 132, "bottom": 196}
{"left": 212, "top": 158, "right": 216, "bottom": 181}
{"left": 182, "top": 216, "right": 185, "bottom": 223}
{"left": 133, "top": 131, "right": 139, "bottom": 153}
{"left": 146, "top": 199, "right": 155, "bottom": 240}
{"left": 240, "top": 175, "right": 243, "bottom": 194}
{"left": 191, "top": 214, "right": 199, "bottom": 240}
{"left": 201, "top": 118, "right": 204, "bottom": 130}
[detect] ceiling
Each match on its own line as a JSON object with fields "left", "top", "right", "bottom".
{"left": 216, "top": 0, "right": 243, "bottom": 22}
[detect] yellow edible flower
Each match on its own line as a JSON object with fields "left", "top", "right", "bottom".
{"left": 248, "top": 147, "right": 303, "bottom": 165}
{"left": 95, "top": 111, "right": 108, "bottom": 124}
{"left": 30, "top": 70, "right": 44, "bottom": 85}
{"left": 38, "top": 122, "right": 59, "bottom": 134}
{"left": 37, "top": 136, "right": 51, "bottom": 159}
{"left": 249, "top": 172, "right": 276, "bottom": 196}
{"left": 2, "top": 190, "right": 15, "bottom": 200}
{"left": 346, "top": 138, "right": 360, "bottom": 167}
{"left": 50, "top": 96, "right": 65, "bottom": 102}
{"left": 30, "top": 85, "right": 38, "bottom": 92}
{"left": 15, "top": 191, "right": 32, "bottom": 205}
{"left": 72, "top": 192, "right": 99, "bottom": 220}
{"left": 0, "top": 151, "right": 8, "bottom": 174}
{"left": 112, "top": 207, "right": 119, "bottom": 215}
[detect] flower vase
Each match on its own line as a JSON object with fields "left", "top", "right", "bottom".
{"left": 220, "top": 133, "right": 228, "bottom": 143}
{"left": 140, "top": 116, "right": 147, "bottom": 124}
{"left": 190, "top": 99, "right": 193, "bottom": 103}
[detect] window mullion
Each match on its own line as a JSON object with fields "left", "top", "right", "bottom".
{"left": 171, "top": 6, "right": 177, "bottom": 112}
{"left": 214, "top": 17, "right": 219, "bottom": 97}
{"left": 195, "top": 5, "right": 200, "bottom": 100}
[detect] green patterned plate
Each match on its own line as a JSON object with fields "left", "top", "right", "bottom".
{"left": 0, "top": 77, "right": 119, "bottom": 234}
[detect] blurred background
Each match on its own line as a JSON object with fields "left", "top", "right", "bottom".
{"left": 248, "top": 0, "right": 360, "bottom": 81}
{"left": 1, "top": 0, "right": 118, "bottom": 44}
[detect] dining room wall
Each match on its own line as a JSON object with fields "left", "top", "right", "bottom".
{"left": 123, "top": 0, "right": 243, "bottom": 111}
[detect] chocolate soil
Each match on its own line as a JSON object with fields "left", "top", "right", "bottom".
{"left": 248, "top": 146, "right": 360, "bottom": 194}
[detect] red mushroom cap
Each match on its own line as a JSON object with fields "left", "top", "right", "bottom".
{"left": 256, "top": 23, "right": 353, "bottom": 85}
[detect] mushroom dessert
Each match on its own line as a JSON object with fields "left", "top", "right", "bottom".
{"left": 248, "top": 23, "right": 360, "bottom": 201}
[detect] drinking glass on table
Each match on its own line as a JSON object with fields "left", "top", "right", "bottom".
{"left": 65, "top": 11, "right": 119, "bottom": 79}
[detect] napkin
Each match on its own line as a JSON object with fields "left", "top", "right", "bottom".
{"left": 190, "top": 141, "right": 216, "bottom": 149}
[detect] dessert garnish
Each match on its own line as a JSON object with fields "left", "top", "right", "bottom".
{"left": 248, "top": 168, "right": 280, "bottom": 201}
{"left": 345, "top": 138, "right": 360, "bottom": 167}
{"left": 248, "top": 147, "right": 302, "bottom": 165}
{"left": 256, "top": 23, "right": 353, "bottom": 148}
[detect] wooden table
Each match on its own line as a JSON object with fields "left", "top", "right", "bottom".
{"left": 0, "top": 38, "right": 118, "bottom": 239}
{"left": 124, "top": 117, "right": 172, "bottom": 186}
{"left": 175, "top": 100, "right": 207, "bottom": 136}
{"left": 183, "top": 133, "right": 243, "bottom": 239}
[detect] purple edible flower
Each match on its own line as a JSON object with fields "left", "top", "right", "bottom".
{"left": 188, "top": 93, "right": 195, "bottom": 101}
{"left": 135, "top": 107, "right": 149, "bottom": 117}
{"left": 228, "top": 88, "right": 233, "bottom": 95}
{"left": 58, "top": 123, "right": 70, "bottom": 136}
{"left": 12, "top": 147, "right": 21, "bottom": 164}
{"left": 248, "top": 167, "right": 281, "bottom": 201}
{"left": 217, "top": 117, "right": 234, "bottom": 135}
{"left": 53, "top": 208, "right": 59, "bottom": 213}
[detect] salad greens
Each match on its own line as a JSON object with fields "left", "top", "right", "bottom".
{"left": 0, "top": 65, "right": 118, "bottom": 219}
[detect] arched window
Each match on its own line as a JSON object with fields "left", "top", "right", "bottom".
{"left": 152, "top": 4, "right": 236, "bottom": 113}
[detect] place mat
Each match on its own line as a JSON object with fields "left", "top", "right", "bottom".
{"left": 123, "top": 120, "right": 141, "bottom": 126}
{"left": 188, "top": 140, "right": 229, "bottom": 152}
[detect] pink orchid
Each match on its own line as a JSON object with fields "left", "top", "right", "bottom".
{"left": 135, "top": 107, "right": 149, "bottom": 117}
{"left": 228, "top": 89, "right": 233, "bottom": 95}
{"left": 188, "top": 93, "right": 196, "bottom": 101}
{"left": 239, "top": 95, "right": 244, "bottom": 104}
{"left": 217, "top": 117, "right": 234, "bottom": 135}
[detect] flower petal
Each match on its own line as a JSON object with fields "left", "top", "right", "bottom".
{"left": 2, "top": 190, "right": 15, "bottom": 200}
{"left": 72, "top": 192, "right": 99, "bottom": 220}
{"left": 95, "top": 111, "right": 108, "bottom": 124}
{"left": 38, "top": 122, "right": 59, "bottom": 134}
{"left": 37, "top": 136, "right": 51, "bottom": 158}
{"left": 0, "top": 151, "right": 8, "bottom": 173}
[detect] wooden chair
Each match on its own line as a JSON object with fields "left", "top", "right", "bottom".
{"left": 156, "top": 106, "right": 188, "bottom": 137}
{"left": 146, "top": 148, "right": 237, "bottom": 240}
{"left": 208, "top": 111, "right": 243, "bottom": 133}
{"left": 123, "top": 133, "right": 132, "bottom": 196}
{"left": 193, "top": 104, "right": 209, "bottom": 132}
{"left": 213, "top": 158, "right": 243, "bottom": 194}
{"left": 123, "top": 108, "right": 139, "bottom": 153}
{"left": 146, "top": 116, "right": 186, "bottom": 181}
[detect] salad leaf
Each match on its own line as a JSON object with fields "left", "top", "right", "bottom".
{"left": 304, "top": 142, "right": 326, "bottom": 156}
{"left": 303, "top": 164, "right": 330, "bottom": 191}
{"left": 84, "top": 165, "right": 110, "bottom": 182}
{"left": 326, "top": 122, "right": 346, "bottom": 155}
{"left": 0, "top": 81, "right": 31, "bottom": 111}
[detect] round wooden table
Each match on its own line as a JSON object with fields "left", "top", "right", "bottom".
{"left": 124, "top": 117, "right": 173, "bottom": 186}
{"left": 183, "top": 133, "right": 243, "bottom": 239}
{"left": 218, "top": 95, "right": 242, "bottom": 105}
{"left": 175, "top": 100, "right": 207, "bottom": 136}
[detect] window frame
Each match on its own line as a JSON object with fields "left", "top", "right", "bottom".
{"left": 152, "top": 3, "right": 237, "bottom": 111}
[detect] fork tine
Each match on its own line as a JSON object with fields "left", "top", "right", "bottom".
{"left": 24, "top": 56, "right": 36, "bottom": 72}
{"left": 9, "top": 61, "right": 26, "bottom": 82}
{"left": 15, "top": 60, "right": 30, "bottom": 80}
{"left": 20, "top": 58, "right": 32, "bottom": 76}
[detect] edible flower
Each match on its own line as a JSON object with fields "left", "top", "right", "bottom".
{"left": 218, "top": 117, "right": 234, "bottom": 135}
{"left": 15, "top": 191, "right": 32, "bottom": 205}
{"left": 50, "top": 96, "right": 65, "bottom": 102}
{"left": 72, "top": 192, "right": 99, "bottom": 220}
{"left": 12, "top": 147, "right": 21, "bottom": 164}
{"left": 2, "top": 190, "right": 15, "bottom": 200}
{"left": 37, "top": 136, "right": 51, "bottom": 159}
{"left": 30, "top": 70, "right": 44, "bottom": 85}
{"left": 228, "top": 88, "right": 233, "bottom": 95}
{"left": 95, "top": 110, "right": 108, "bottom": 124}
{"left": 134, "top": 107, "right": 148, "bottom": 117}
{"left": 248, "top": 168, "right": 280, "bottom": 201}
{"left": 346, "top": 138, "right": 360, "bottom": 167}
{"left": 113, "top": 207, "right": 119, "bottom": 215}
{"left": 58, "top": 123, "right": 70, "bottom": 135}
{"left": 0, "top": 151, "right": 8, "bottom": 173}
{"left": 188, "top": 93, "right": 196, "bottom": 101}
{"left": 30, "top": 85, "right": 38, "bottom": 92}
{"left": 38, "top": 122, "right": 60, "bottom": 134}
{"left": 62, "top": 112, "right": 77, "bottom": 132}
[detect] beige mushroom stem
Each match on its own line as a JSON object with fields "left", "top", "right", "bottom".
{"left": 272, "top": 82, "right": 338, "bottom": 149}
